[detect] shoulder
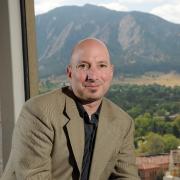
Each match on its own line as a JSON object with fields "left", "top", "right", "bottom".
{"left": 102, "top": 97, "right": 134, "bottom": 128}
{"left": 25, "top": 88, "right": 62, "bottom": 108}
{"left": 103, "top": 97, "right": 132, "bottom": 120}
{"left": 26, "top": 88, "right": 64, "bottom": 105}
{"left": 22, "top": 88, "right": 68, "bottom": 118}
{"left": 17, "top": 87, "right": 71, "bottom": 127}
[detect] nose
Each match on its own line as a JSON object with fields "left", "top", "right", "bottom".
{"left": 86, "top": 66, "right": 98, "bottom": 80}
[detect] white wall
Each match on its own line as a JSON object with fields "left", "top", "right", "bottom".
{"left": 0, "top": 0, "right": 25, "bottom": 168}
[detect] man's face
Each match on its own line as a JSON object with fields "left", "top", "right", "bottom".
{"left": 67, "top": 40, "right": 113, "bottom": 102}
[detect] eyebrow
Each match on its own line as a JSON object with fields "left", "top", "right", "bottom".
{"left": 77, "top": 60, "right": 89, "bottom": 63}
{"left": 97, "top": 61, "right": 109, "bottom": 64}
{"left": 77, "top": 59, "right": 110, "bottom": 63}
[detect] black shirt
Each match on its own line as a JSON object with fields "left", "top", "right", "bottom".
{"left": 76, "top": 101, "right": 101, "bottom": 180}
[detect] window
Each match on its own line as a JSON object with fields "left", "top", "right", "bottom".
{"left": 33, "top": 1, "right": 180, "bottom": 179}
{"left": 0, "top": 0, "right": 37, "bottom": 173}
{"left": 0, "top": 0, "right": 179, "bottom": 178}
{"left": 21, "top": 0, "right": 39, "bottom": 99}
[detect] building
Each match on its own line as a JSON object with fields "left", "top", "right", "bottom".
{"left": 136, "top": 155, "right": 169, "bottom": 180}
{"left": 163, "top": 148, "right": 180, "bottom": 179}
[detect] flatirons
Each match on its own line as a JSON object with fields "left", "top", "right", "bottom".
{"left": 36, "top": 4, "right": 180, "bottom": 78}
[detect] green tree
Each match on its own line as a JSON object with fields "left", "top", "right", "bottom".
{"left": 172, "top": 116, "right": 180, "bottom": 138}
{"left": 163, "top": 134, "right": 180, "bottom": 152}
{"left": 137, "top": 132, "right": 165, "bottom": 155}
{"left": 135, "top": 113, "right": 152, "bottom": 137}
{"left": 154, "top": 118, "right": 166, "bottom": 135}
{"left": 163, "top": 122, "right": 173, "bottom": 134}
{"left": 127, "top": 105, "right": 142, "bottom": 118}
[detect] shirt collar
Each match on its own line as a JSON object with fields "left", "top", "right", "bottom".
{"left": 75, "top": 99, "right": 101, "bottom": 125}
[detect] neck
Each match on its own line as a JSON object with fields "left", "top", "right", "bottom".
{"left": 82, "top": 99, "right": 102, "bottom": 116}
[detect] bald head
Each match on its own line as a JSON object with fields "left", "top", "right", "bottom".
{"left": 67, "top": 37, "right": 113, "bottom": 102}
{"left": 70, "top": 38, "right": 110, "bottom": 64}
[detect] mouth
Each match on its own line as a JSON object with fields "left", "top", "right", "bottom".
{"left": 84, "top": 80, "right": 102, "bottom": 87}
{"left": 85, "top": 86, "right": 99, "bottom": 90}
{"left": 84, "top": 83, "right": 101, "bottom": 88}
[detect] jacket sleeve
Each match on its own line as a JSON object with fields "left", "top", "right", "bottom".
{"left": 11, "top": 101, "right": 54, "bottom": 180}
{"left": 109, "top": 119, "right": 140, "bottom": 180}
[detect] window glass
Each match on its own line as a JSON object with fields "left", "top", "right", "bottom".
{"left": 33, "top": 1, "right": 180, "bottom": 179}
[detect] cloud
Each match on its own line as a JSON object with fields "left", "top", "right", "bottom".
{"left": 98, "top": 2, "right": 129, "bottom": 11}
{"left": 35, "top": 0, "right": 129, "bottom": 14}
{"left": 151, "top": 2, "right": 180, "bottom": 24}
{"left": 34, "top": 0, "right": 180, "bottom": 24}
{"left": 35, "top": 0, "right": 65, "bottom": 15}
{"left": 118, "top": 0, "right": 165, "bottom": 4}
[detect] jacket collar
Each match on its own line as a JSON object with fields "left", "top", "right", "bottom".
{"left": 63, "top": 90, "right": 85, "bottom": 173}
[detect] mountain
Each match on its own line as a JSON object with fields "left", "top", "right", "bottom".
{"left": 35, "top": 4, "right": 180, "bottom": 78}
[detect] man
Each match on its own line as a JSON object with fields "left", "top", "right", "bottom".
{"left": 2, "top": 38, "right": 140, "bottom": 179}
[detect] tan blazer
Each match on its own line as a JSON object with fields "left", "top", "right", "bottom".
{"left": 1, "top": 87, "right": 140, "bottom": 180}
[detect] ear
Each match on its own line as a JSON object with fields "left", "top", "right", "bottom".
{"left": 110, "top": 64, "right": 114, "bottom": 77}
{"left": 66, "top": 65, "right": 72, "bottom": 79}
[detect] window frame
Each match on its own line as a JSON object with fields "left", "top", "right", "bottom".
{"left": 20, "top": 0, "right": 39, "bottom": 99}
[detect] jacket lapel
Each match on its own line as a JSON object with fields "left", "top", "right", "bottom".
{"left": 64, "top": 94, "right": 84, "bottom": 173}
{"left": 62, "top": 89, "right": 121, "bottom": 179}
{"left": 89, "top": 99, "right": 121, "bottom": 180}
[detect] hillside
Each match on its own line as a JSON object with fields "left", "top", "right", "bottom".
{"left": 35, "top": 4, "right": 180, "bottom": 78}
{"left": 113, "top": 72, "right": 180, "bottom": 87}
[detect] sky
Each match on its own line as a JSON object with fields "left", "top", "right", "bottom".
{"left": 34, "top": 0, "right": 180, "bottom": 24}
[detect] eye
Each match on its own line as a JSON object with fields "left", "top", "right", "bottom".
{"left": 76, "top": 63, "right": 90, "bottom": 70}
{"left": 98, "top": 63, "right": 108, "bottom": 68}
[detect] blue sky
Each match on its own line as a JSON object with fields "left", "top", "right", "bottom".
{"left": 35, "top": 0, "right": 180, "bottom": 24}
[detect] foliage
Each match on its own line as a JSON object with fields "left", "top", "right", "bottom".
{"left": 136, "top": 132, "right": 180, "bottom": 155}
{"left": 137, "top": 132, "right": 165, "bottom": 155}
{"left": 172, "top": 116, "right": 180, "bottom": 138}
{"left": 163, "top": 134, "right": 180, "bottom": 152}
{"left": 106, "top": 84, "right": 180, "bottom": 155}
{"left": 107, "top": 84, "right": 180, "bottom": 119}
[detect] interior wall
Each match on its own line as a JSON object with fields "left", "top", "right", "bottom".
{"left": 0, "top": 0, "right": 25, "bottom": 169}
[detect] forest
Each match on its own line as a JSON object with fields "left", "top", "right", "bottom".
{"left": 106, "top": 84, "right": 180, "bottom": 156}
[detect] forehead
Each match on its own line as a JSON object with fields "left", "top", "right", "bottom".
{"left": 71, "top": 40, "right": 110, "bottom": 64}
